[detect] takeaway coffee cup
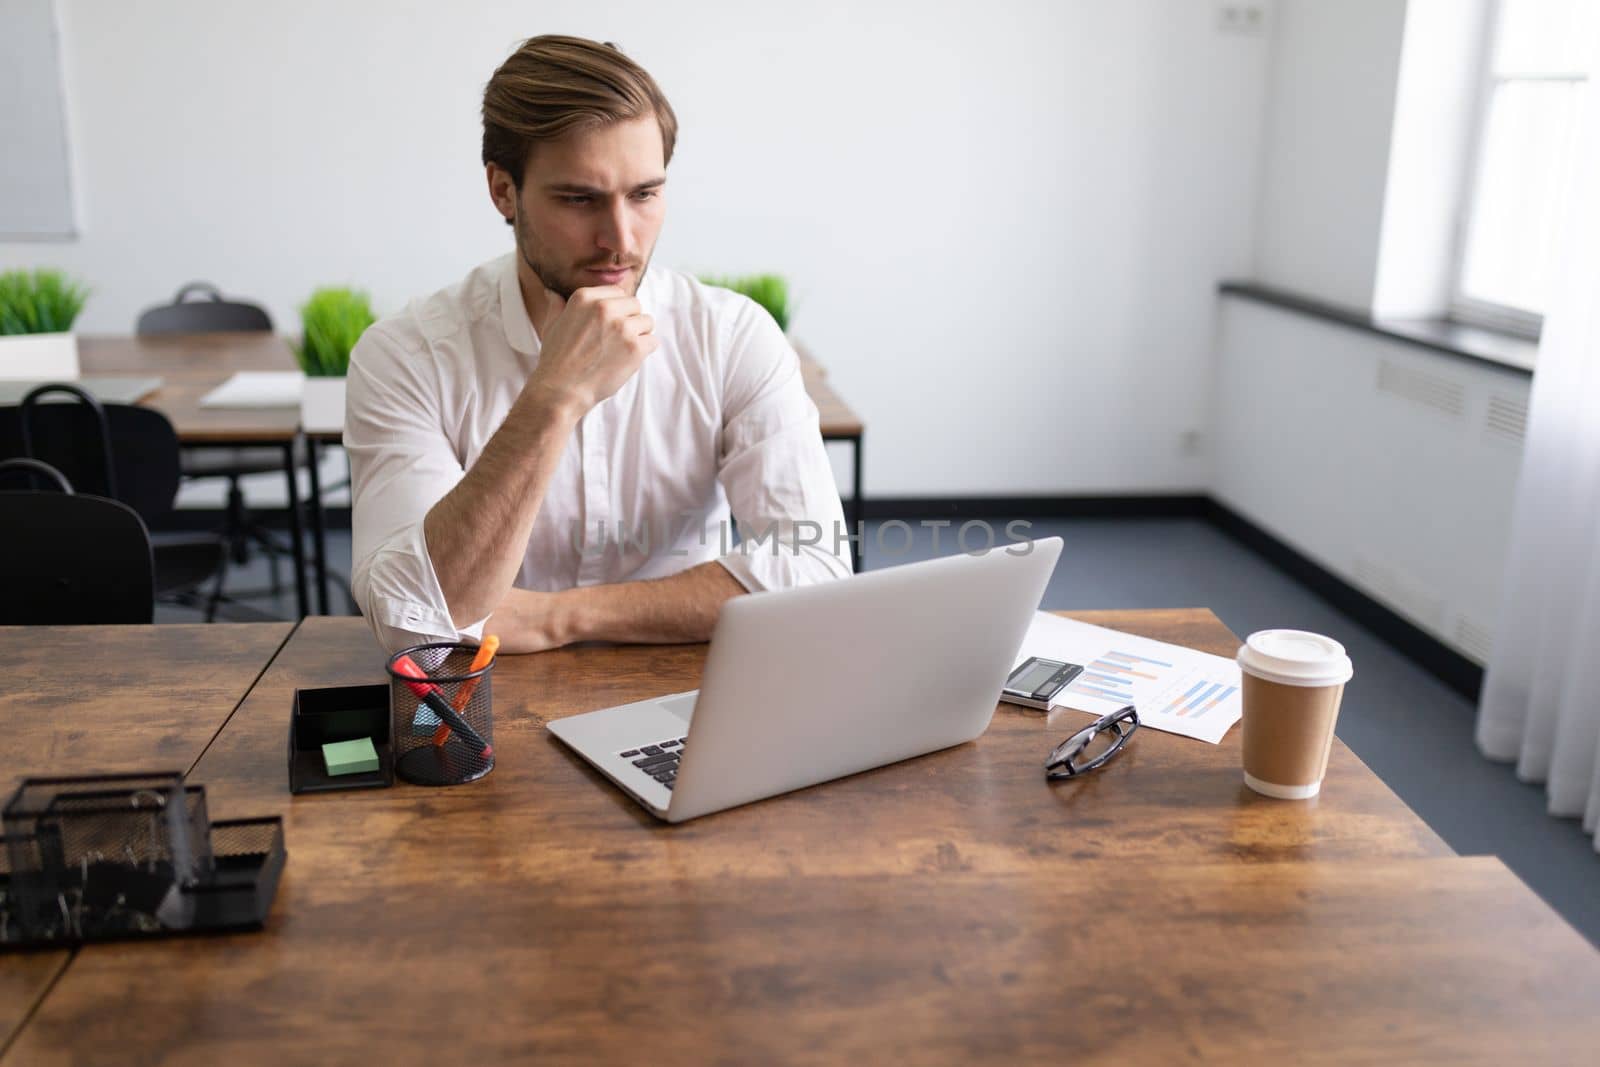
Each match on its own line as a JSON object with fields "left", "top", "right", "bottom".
{"left": 1236, "top": 630, "right": 1354, "bottom": 799}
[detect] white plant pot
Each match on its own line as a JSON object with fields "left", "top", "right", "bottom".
{"left": 0, "top": 331, "right": 80, "bottom": 380}
{"left": 300, "top": 375, "right": 347, "bottom": 435}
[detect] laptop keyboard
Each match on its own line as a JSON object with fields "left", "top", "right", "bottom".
{"left": 619, "top": 736, "right": 688, "bottom": 790}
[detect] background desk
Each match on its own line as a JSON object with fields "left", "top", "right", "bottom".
{"left": 5, "top": 610, "right": 1596, "bottom": 1063}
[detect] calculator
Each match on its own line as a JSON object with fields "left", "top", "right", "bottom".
{"left": 1001, "top": 656, "right": 1084, "bottom": 710}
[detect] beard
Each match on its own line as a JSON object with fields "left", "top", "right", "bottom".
{"left": 514, "top": 202, "right": 651, "bottom": 300}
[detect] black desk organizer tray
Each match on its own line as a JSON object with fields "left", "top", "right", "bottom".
{"left": 0, "top": 772, "right": 285, "bottom": 951}
{"left": 288, "top": 683, "right": 394, "bottom": 794}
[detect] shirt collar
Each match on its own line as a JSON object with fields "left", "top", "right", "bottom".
{"left": 498, "top": 251, "right": 539, "bottom": 357}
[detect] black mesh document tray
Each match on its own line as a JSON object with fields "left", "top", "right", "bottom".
{"left": 0, "top": 772, "right": 285, "bottom": 950}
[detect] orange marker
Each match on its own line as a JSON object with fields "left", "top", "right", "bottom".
{"left": 432, "top": 635, "right": 499, "bottom": 747}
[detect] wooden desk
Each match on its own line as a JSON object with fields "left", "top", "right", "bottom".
{"left": 78, "top": 334, "right": 299, "bottom": 445}
{"left": 0, "top": 623, "right": 292, "bottom": 1052}
{"left": 76, "top": 335, "right": 315, "bottom": 616}
{"left": 11, "top": 611, "right": 1596, "bottom": 1063}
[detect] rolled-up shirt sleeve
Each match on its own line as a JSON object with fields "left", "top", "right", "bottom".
{"left": 345, "top": 327, "right": 487, "bottom": 652}
{"left": 713, "top": 300, "right": 854, "bottom": 592}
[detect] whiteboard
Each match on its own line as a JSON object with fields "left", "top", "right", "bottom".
{"left": 0, "top": 0, "right": 77, "bottom": 239}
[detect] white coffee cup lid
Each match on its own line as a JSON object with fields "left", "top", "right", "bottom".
{"left": 1236, "top": 630, "right": 1353, "bottom": 687}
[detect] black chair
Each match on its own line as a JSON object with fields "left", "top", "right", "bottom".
{"left": 0, "top": 384, "right": 231, "bottom": 619}
{"left": 135, "top": 281, "right": 272, "bottom": 334}
{"left": 0, "top": 458, "right": 156, "bottom": 624}
{"left": 137, "top": 282, "right": 293, "bottom": 597}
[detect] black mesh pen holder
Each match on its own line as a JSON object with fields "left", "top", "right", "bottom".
{"left": 386, "top": 642, "right": 496, "bottom": 787}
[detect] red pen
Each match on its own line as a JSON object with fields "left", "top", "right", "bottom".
{"left": 392, "top": 655, "right": 493, "bottom": 759}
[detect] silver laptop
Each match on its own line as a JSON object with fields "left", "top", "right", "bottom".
{"left": 547, "top": 536, "right": 1063, "bottom": 822}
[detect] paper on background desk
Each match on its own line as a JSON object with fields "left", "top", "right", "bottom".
{"left": 1013, "top": 612, "right": 1243, "bottom": 744}
{"left": 199, "top": 370, "right": 304, "bottom": 408}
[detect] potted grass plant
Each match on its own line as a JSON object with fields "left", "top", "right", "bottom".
{"left": 699, "top": 273, "right": 791, "bottom": 332}
{"left": 295, "top": 286, "right": 375, "bottom": 433}
{"left": 0, "top": 268, "right": 90, "bottom": 379}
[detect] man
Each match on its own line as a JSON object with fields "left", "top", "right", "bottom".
{"left": 347, "top": 35, "right": 851, "bottom": 653}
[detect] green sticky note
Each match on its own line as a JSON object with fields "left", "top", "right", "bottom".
{"left": 322, "top": 737, "right": 380, "bottom": 777}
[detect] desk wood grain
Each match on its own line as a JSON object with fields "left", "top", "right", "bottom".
{"left": 0, "top": 954, "right": 67, "bottom": 1060}
{"left": 182, "top": 613, "right": 1452, "bottom": 868}
{"left": 0, "top": 622, "right": 291, "bottom": 1050}
{"left": 10, "top": 858, "right": 1598, "bottom": 1065}
{"left": 14, "top": 612, "right": 1578, "bottom": 1066}
{"left": 0, "top": 623, "right": 293, "bottom": 801}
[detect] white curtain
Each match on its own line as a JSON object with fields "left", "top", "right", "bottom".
{"left": 1476, "top": 60, "right": 1600, "bottom": 851}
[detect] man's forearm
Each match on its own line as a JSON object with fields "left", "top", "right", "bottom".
{"left": 423, "top": 392, "right": 581, "bottom": 627}
{"left": 488, "top": 561, "right": 747, "bottom": 653}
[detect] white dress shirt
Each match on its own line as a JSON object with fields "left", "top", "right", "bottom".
{"left": 346, "top": 252, "right": 852, "bottom": 652}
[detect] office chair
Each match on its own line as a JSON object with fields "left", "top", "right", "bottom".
{"left": 0, "top": 458, "right": 156, "bottom": 624}
{"left": 136, "top": 281, "right": 294, "bottom": 597}
{"left": 135, "top": 281, "right": 272, "bottom": 334}
{"left": 0, "top": 384, "right": 231, "bottom": 619}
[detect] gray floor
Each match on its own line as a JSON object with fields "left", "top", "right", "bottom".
{"left": 158, "top": 515, "right": 1600, "bottom": 947}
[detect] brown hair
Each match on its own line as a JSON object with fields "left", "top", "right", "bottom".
{"left": 482, "top": 35, "right": 678, "bottom": 188}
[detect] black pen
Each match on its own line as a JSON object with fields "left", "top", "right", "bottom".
{"left": 392, "top": 655, "right": 494, "bottom": 759}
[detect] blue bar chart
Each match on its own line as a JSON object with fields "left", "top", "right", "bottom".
{"left": 1162, "top": 681, "right": 1241, "bottom": 719}
{"left": 1018, "top": 613, "right": 1244, "bottom": 743}
{"left": 1066, "top": 650, "right": 1174, "bottom": 705}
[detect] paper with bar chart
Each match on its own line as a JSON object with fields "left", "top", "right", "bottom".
{"left": 1011, "top": 612, "right": 1242, "bottom": 744}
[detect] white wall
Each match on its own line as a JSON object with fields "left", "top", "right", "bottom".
{"left": 1223, "top": 0, "right": 1537, "bottom": 664}
{"left": 1253, "top": 0, "right": 1408, "bottom": 309}
{"left": 0, "top": 0, "right": 1272, "bottom": 498}
{"left": 1212, "top": 296, "right": 1530, "bottom": 663}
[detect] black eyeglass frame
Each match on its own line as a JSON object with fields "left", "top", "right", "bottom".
{"left": 1044, "top": 704, "right": 1140, "bottom": 780}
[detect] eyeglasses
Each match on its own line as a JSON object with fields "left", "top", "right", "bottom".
{"left": 1044, "top": 704, "right": 1140, "bottom": 780}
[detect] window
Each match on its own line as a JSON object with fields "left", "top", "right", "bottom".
{"left": 1454, "top": 0, "right": 1595, "bottom": 337}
